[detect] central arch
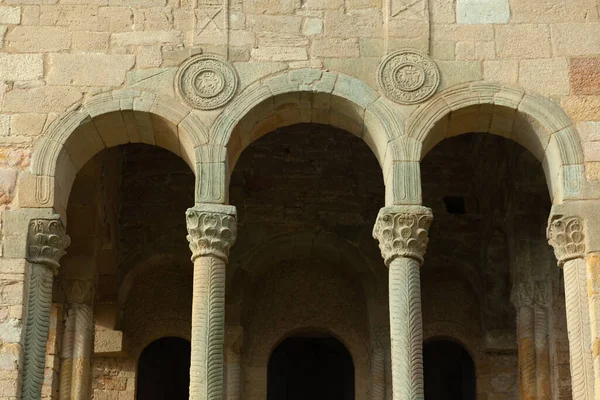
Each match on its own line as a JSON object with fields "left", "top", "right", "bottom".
{"left": 209, "top": 69, "right": 414, "bottom": 205}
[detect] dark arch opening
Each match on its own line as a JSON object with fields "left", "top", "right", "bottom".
{"left": 136, "top": 337, "right": 191, "bottom": 400}
{"left": 424, "top": 340, "right": 476, "bottom": 400}
{"left": 267, "top": 335, "right": 355, "bottom": 400}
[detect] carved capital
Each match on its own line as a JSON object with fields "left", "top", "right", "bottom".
{"left": 27, "top": 218, "right": 70, "bottom": 273}
{"left": 186, "top": 204, "right": 237, "bottom": 262}
{"left": 372, "top": 206, "right": 433, "bottom": 266}
{"left": 547, "top": 215, "right": 585, "bottom": 266}
{"left": 61, "top": 279, "right": 95, "bottom": 304}
{"left": 511, "top": 281, "right": 535, "bottom": 308}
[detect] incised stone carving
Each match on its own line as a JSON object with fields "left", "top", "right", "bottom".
{"left": 186, "top": 206, "right": 237, "bottom": 261}
{"left": 547, "top": 215, "right": 585, "bottom": 265}
{"left": 372, "top": 205, "right": 433, "bottom": 265}
{"left": 176, "top": 54, "right": 238, "bottom": 110}
{"left": 22, "top": 218, "right": 70, "bottom": 400}
{"left": 377, "top": 50, "right": 440, "bottom": 105}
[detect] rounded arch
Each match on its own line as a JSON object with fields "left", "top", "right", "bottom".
{"left": 406, "top": 82, "right": 585, "bottom": 204}
{"left": 23, "top": 89, "right": 207, "bottom": 220}
{"left": 209, "top": 69, "right": 407, "bottom": 192}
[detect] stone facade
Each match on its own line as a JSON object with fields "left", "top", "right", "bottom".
{"left": 0, "top": 0, "right": 599, "bottom": 399}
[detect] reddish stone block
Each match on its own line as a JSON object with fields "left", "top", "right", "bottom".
{"left": 570, "top": 57, "right": 600, "bottom": 95}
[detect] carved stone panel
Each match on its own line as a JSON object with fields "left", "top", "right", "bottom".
{"left": 176, "top": 54, "right": 238, "bottom": 110}
{"left": 377, "top": 50, "right": 440, "bottom": 105}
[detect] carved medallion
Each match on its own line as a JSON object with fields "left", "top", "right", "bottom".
{"left": 377, "top": 50, "right": 440, "bottom": 105}
{"left": 176, "top": 54, "right": 238, "bottom": 110}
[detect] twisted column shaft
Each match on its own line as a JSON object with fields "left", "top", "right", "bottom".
{"left": 548, "top": 215, "right": 594, "bottom": 400}
{"left": 21, "top": 218, "right": 69, "bottom": 400}
{"left": 186, "top": 205, "right": 237, "bottom": 400}
{"left": 59, "top": 282, "right": 94, "bottom": 400}
{"left": 373, "top": 206, "right": 432, "bottom": 400}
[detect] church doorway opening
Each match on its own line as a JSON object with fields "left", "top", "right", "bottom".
{"left": 136, "top": 337, "right": 191, "bottom": 400}
{"left": 424, "top": 339, "right": 476, "bottom": 400}
{"left": 267, "top": 335, "right": 355, "bottom": 400}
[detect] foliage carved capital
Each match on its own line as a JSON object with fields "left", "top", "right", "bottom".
{"left": 372, "top": 205, "right": 433, "bottom": 266}
{"left": 547, "top": 215, "right": 585, "bottom": 266}
{"left": 186, "top": 204, "right": 237, "bottom": 262}
{"left": 27, "top": 218, "right": 70, "bottom": 273}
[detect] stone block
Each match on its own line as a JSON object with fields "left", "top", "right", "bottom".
{"left": 0, "top": 54, "right": 43, "bottom": 82}
{"left": 495, "top": 24, "right": 551, "bottom": 59}
{"left": 4, "top": 86, "right": 83, "bottom": 113}
{"left": 0, "top": 7, "right": 20, "bottom": 24}
{"left": 324, "top": 9, "right": 382, "bottom": 38}
{"left": 561, "top": 96, "right": 600, "bottom": 122}
{"left": 251, "top": 47, "right": 307, "bottom": 61}
{"left": 483, "top": 60, "right": 518, "bottom": 84}
{"left": 247, "top": 15, "right": 302, "bottom": 33}
{"left": 47, "top": 54, "right": 135, "bottom": 87}
{"left": 519, "top": 58, "right": 570, "bottom": 96}
{"left": 7, "top": 26, "right": 70, "bottom": 52}
{"left": 111, "top": 31, "right": 182, "bottom": 46}
{"left": 437, "top": 61, "right": 483, "bottom": 90}
{"left": 72, "top": 31, "right": 109, "bottom": 52}
{"left": 510, "top": 0, "right": 598, "bottom": 23}
{"left": 456, "top": 0, "right": 510, "bottom": 24}
{"left": 570, "top": 57, "right": 600, "bottom": 95}
{"left": 311, "top": 38, "right": 359, "bottom": 58}
{"left": 431, "top": 23, "right": 495, "bottom": 41}
{"left": 430, "top": 40, "right": 455, "bottom": 60}
{"left": 430, "top": 0, "right": 456, "bottom": 23}
{"left": 302, "top": 18, "right": 323, "bottom": 35}
{"left": 244, "top": 0, "right": 300, "bottom": 14}
{"left": 455, "top": 41, "right": 495, "bottom": 60}
{"left": 552, "top": 23, "right": 600, "bottom": 56}
{"left": 301, "top": 0, "right": 343, "bottom": 10}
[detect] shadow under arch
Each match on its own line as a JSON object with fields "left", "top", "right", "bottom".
{"left": 227, "top": 230, "right": 382, "bottom": 306}
{"left": 209, "top": 69, "right": 409, "bottom": 204}
{"left": 406, "top": 82, "right": 586, "bottom": 204}
{"left": 24, "top": 89, "right": 206, "bottom": 220}
{"left": 267, "top": 329, "right": 355, "bottom": 400}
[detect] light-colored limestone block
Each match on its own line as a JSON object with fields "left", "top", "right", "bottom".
{"left": 495, "top": 24, "right": 551, "bottom": 59}
{"left": 7, "top": 26, "right": 71, "bottom": 52}
{"left": 4, "top": 86, "right": 83, "bottom": 113}
{"left": 456, "top": 0, "right": 510, "bottom": 24}
{"left": 552, "top": 23, "right": 600, "bottom": 56}
{"left": 519, "top": 58, "right": 570, "bottom": 96}
{"left": 47, "top": 54, "right": 135, "bottom": 87}
{"left": 0, "top": 7, "right": 21, "bottom": 24}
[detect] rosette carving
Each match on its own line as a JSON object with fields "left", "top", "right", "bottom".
{"left": 547, "top": 215, "right": 585, "bottom": 266}
{"left": 176, "top": 54, "right": 239, "bottom": 110}
{"left": 377, "top": 50, "right": 440, "bottom": 105}
{"left": 186, "top": 206, "right": 237, "bottom": 261}
{"left": 372, "top": 206, "right": 433, "bottom": 265}
{"left": 27, "top": 218, "right": 70, "bottom": 273}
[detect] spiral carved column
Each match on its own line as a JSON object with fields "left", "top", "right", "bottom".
{"left": 58, "top": 280, "right": 94, "bottom": 400}
{"left": 21, "top": 217, "right": 70, "bottom": 400}
{"left": 548, "top": 215, "right": 594, "bottom": 400}
{"left": 373, "top": 206, "right": 432, "bottom": 400}
{"left": 186, "top": 204, "right": 237, "bottom": 400}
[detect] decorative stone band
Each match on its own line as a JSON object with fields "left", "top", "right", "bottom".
{"left": 372, "top": 205, "right": 433, "bottom": 266}
{"left": 26, "top": 218, "right": 70, "bottom": 273}
{"left": 547, "top": 215, "right": 585, "bottom": 266}
{"left": 186, "top": 204, "right": 237, "bottom": 262}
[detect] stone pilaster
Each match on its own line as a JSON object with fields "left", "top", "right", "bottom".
{"left": 373, "top": 205, "right": 432, "bottom": 400}
{"left": 186, "top": 204, "right": 237, "bottom": 400}
{"left": 58, "top": 279, "right": 94, "bottom": 400}
{"left": 22, "top": 217, "right": 70, "bottom": 400}
{"left": 547, "top": 215, "right": 594, "bottom": 400}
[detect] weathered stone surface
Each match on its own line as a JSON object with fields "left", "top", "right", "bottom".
{"left": 0, "top": 7, "right": 21, "bottom": 24}
{"left": 47, "top": 54, "right": 135, "bottom": 87}
{"left": 456, "top": 0, "right": 510, "bottom": 24}
{"left": 4, "top": 86, "right": 83, "bottom": 113}
{"left": 552, "top": 23, "right": 600, "bottom": 56}
{"left": 496, "top": 24, "right": 552, "bottom": 59}
{"left": 519, "top": 58, "right": 570, "bottom": 96}
{"left": 7, "top": 26, "right": 71, "bottom": 52}
{"left": 0, "top": 54, "right": 42, "bottom": 81}
{"left": 570, "top": 57, "right": 600, "bottom": 95}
